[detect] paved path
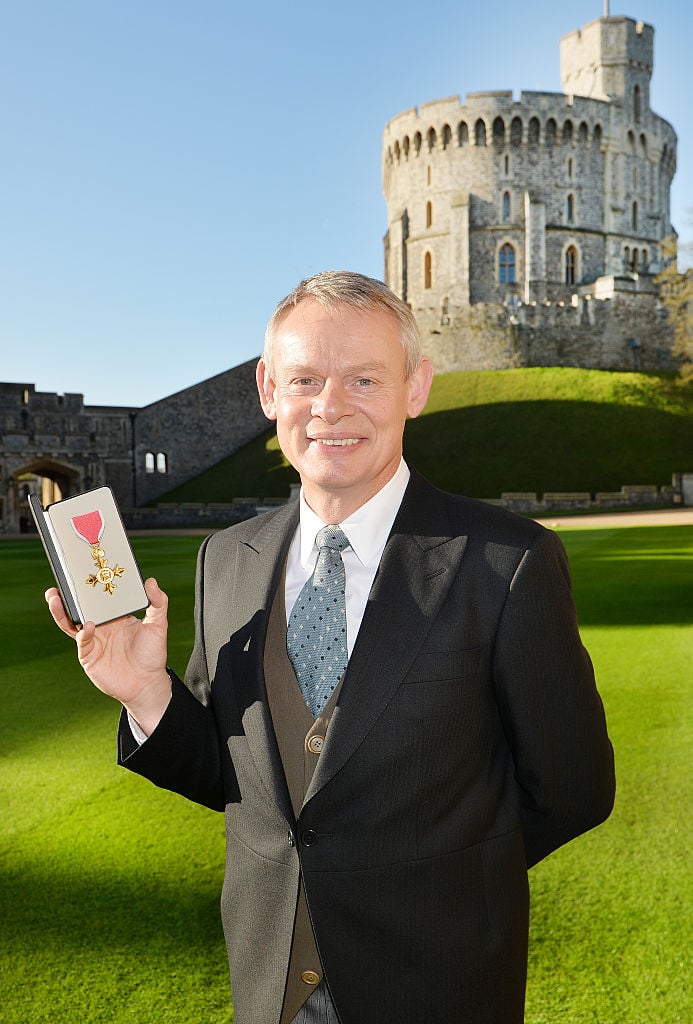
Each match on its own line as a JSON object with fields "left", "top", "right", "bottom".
{"left": 535, "top": 508, "right": 693, "bottom": 529}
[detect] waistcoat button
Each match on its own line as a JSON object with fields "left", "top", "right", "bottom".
{"left": 301, "top": 829, "right": 318, "bottom": 847}
{"left": 306, "top": 734, "right": 324, "bottom": 754}
{"left": 301, "top": 970, "right": 320, "bottom": 986}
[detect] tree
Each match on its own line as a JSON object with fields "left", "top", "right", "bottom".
{"left": 656, "top": 233, "right": 693, "bottom": 382}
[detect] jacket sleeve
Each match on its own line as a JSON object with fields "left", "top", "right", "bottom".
{"left": 116, "top": 534, "right": 230, "bottom": 812}
{"left": 492, "top": 527, "right": 615, "bottom": 867}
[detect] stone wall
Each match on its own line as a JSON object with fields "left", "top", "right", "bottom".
{"left": 0, "top": 382, "right": 137, "bottom": 532}
{"left": 133, "top": 358, "right": 267, "bottom": 505}
{"left": 416, "top": 287, "right": 677, "bottom": 373}
{"left": 0, "top": 359, "right": 270, "bottom": 533}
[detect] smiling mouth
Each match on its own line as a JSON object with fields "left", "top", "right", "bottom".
{"left": 310, "top": 437, "right": 361, "bottom": 447}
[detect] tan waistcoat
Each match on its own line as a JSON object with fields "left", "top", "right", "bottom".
{"left": 264, "top": 575, "right": 343, "bottom": 1024}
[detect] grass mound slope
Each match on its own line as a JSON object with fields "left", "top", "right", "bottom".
{"left": 159, "top": 368, "right": 692, "bottom": 503}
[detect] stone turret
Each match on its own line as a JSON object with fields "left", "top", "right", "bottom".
{"left": 382, "top": 14, "right": 678, "bottom": 373}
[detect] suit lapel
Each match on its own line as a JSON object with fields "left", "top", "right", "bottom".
{"left": 305, "top": 474, "right": 468, "bottom": 805}
{"left": 226, "top": 502, "right": 299, "bottom": 827}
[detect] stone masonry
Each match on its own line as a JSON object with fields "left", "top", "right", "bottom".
{"left": 0, "top": 361, "right": 267, "bottom": 533}
{"left": 382, "top": 14, "right": 679, "bottom": 372}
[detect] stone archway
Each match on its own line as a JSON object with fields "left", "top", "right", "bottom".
{"left": 8, "top": 458, "right": 82, "bottom": 534}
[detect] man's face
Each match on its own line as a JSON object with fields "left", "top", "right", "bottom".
{"left": 256, "top": 299, "right": 432, "bottom": 520}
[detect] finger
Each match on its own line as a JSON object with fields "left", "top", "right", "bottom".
{"left": 45, "top": 588, "right": 79, "bottom": 639}
{"left": 75, "top": 621, "right": 97, "bottom": 661}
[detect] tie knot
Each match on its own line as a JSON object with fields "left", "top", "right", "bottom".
{"left": 316, "top": 525, "right": 349, "bottom": 553}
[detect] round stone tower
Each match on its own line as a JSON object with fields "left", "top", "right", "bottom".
{"left": 382, "top": 14, "right": 678, "bottom": 372}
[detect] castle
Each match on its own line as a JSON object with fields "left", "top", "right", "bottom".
{"left": 1, "top": 12, "right": 684, "bottom": 533}
{"left": 382, "top": 13, "right": 678, "bottom": 372}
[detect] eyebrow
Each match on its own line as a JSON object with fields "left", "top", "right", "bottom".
{"left": 282, "top": 361, "right": 389, "bottom": 376}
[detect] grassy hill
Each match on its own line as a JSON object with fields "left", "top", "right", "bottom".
{"left": 158, "top": 368, "right": 693, "bottom": 503}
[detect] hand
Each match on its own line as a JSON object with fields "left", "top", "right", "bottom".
{"left": 45, "top": 577, "right": 172, "bottom": 736}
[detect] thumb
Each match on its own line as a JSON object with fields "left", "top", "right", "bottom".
{"left": 143, "top": 577, "right": 168, "bottom": 619}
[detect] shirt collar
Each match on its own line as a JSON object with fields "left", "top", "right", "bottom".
{"left": 298, "top": 459, "right": 410, "bottom": 569}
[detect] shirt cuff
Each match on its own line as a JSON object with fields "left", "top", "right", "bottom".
{"left": 126, "top": 712, "right": 149, "bottom": 746}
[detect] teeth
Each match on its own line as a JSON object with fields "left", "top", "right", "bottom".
{"left": 313, "top": 438, "right": 360, "bottom": 446}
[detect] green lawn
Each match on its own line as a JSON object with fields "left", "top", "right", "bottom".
{"left": 1, "top": 524, "right": 691, "bottom": 1023}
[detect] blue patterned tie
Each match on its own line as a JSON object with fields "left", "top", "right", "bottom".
{"left": 287, "top": 526, "right": 349, "bottom": 717}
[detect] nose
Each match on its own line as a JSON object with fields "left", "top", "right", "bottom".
{"left": 311, "top": 380, "right": 352, "bottom": 423}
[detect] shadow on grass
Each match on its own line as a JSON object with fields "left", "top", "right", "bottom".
{"left": 1, "top": 863, "right": 231, "bottom": 1022}
{"left": 403, "top": 401, "right": 693, "bottom": 498}
{"left": 1, "top": 864, "right": 224, "bottom": 955}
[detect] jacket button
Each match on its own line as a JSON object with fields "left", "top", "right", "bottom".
{"left": 301, "top": 970, "right": 320, "bottom": 986}
{"left": 301, "top": 829, "right": 318, "bottom": 847}
{"left": 306, "top": 734, "right": 324, "bottom": 754}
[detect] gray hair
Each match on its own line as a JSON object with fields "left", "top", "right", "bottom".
{"left": 263, "top": 270, "right": 422, "bottom": 379}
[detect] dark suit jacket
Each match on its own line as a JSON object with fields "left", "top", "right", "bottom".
{"left": 119, "top": 470, "right": 615, "bottom": 1024}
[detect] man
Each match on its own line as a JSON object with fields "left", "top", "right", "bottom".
{"left": 47, "top": 271, "right": 615, "bottom": 1024}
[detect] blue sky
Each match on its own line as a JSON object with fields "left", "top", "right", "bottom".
{"left": 1, "top": 0, "right": 690, "bottom": 408}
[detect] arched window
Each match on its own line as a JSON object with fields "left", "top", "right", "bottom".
{"left": 510, "top": 117, "right": 523, "bottom": 147}
{"left": 579, "top": 121, "right": 589, "bottom": 144}
{"left": 632, "top": 201, "right": 638, "bottom": 230}
{"left": 631, "top": 247, "right": 639, "bottom": 271}
{"left": 394, "top": 141, "right": 401, "bottom": 163}
{"left": 641, "top": 248, "right": 648, "bottom": 271}
{"left": 145, "top": 452, "right": 155, "bottom": 474}
{"left": 633, "top": 84, "right": 641, "bottom": 123}
{"left": 640, "top": 133, "right": 647, "bottom": 158}
{"left": 458, "top": 121, "right": 469, "bottom": 146}
{"left": 624, "top": 246, "right": 631, "bottom": 272}
{"left": 442, "top": 123, "right": 452, "bottom": 149}
{"left": 562, "top": 120, "right": 573, "bottom": 145}
{"left": 593, "top": 124, "right": 602, "bottom": 148}
{"left": 627, "top": 131, "right": 635, "bottom": 155}
{"left": 565, "top": 246, "right": 577, "bottom": 286}
{"left": 427, "top": 127, "right": 437, "bottom": 151}
{"left": 475, "top": 119, "right": 487, "bottom": 146}
{"left": 156, "top": 452, "right": 168, "bottom": 474}
{"left": 492, "top": 117, "right": 505, "bottom": 147}
{"left": 567, "top": 157, "right": 573, "bottom": 179}
{"left": 499, "top": 243, "right": 515, "bottom": 284}
{"left": 413, "top": 132, "right": 422, "bottom": 156}
{"left": 545, "top": 119, "right": 556, "bottom": 146}
{"left": 424, "top": 251, "right": 433, "bottom": 289}
{"left": 502, "top": 192, "right": 511, "bottom": 221}
{"left": 528, "top": 117, "right": 540, "bottom": 145}
{"left": 504, "top": 154, "right": 510, "bottom": 175}
{"left": 427, "top": 164, "right": 432, "bottom": 185}
{"left": 426, "top": 201, "right": 433, "bottom": 228}
{"left": 403, "top": 136, "right": 410, "bottom": 159}
{"left": 566, "top": 194, "right": 575, "bottom": 222}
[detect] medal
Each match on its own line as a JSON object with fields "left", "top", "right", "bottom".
{"left": 71, "top": 510, "right": 125, "bottom": 595}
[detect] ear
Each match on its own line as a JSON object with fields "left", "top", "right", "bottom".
{"left": 406, "top": 356, "right": 433, "bottom": 419}
{"left": 256, "top": 359, "right": 278, "bottom": 421}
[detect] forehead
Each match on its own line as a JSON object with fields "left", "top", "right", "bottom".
{"left": 273, "top": 299, "right": 403, "bottom": 362}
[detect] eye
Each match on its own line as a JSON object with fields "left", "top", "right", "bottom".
{"left": 356, "top": 378, "right": 374, "bottom": 387}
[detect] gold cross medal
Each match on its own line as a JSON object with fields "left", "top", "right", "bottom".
{"left": 70, "top": 510, "right": 125, "bottom": 595}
